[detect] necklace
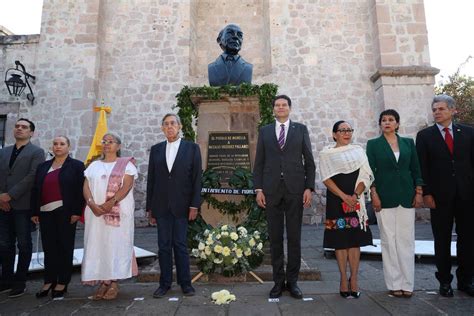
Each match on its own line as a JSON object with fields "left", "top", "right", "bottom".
{"left": 100, "top": 159, "right": 116, "bottom": 179}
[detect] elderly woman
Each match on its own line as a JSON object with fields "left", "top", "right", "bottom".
{"left": 366, "top": 109, "right": 423, "bottom": 298}
{"left": 82, "top": 133, "right": 138, "bottom": 300}
{"left": 320, "top": 121, "right": 374, "bottom": 299}
{"left": 31, "top": 136, "right": 85, "bottom": 299}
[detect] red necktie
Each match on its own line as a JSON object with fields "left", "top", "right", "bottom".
{"left": 443, "top": 127, "right": 453, "bottom": 155}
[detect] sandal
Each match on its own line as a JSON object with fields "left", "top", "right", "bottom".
{"left": 93, "top": 283, "right": 110, "bottom": 300}
{"left": 389, "top": 290, "right": 403, "bottom": 298}
{"left": 103, "top": 282, "right": 119, "bottom": 300}
{"left": 402, "top": 290, "right": 413, "bottom": 298}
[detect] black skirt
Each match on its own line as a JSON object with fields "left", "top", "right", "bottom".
{"left": 323, "top": 169, "right": 373, "bottom": 250}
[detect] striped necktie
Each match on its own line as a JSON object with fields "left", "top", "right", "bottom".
{"left": 278, "top": 124, "right": 285, "bottom": 149}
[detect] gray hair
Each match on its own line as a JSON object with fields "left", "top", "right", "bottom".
{"left": 101, "top": 132, "right": 122, "bottom": 158}
{"left": 432, "top": 94, "right": 456, "bottom": 109}
{"left": 161, "top": 113, "right": 182, "bottom": 125}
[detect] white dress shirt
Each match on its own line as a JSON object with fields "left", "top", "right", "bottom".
{"left": 436, "top": 122, "right": 454, "bottom": 140}
{"left": 166, "top": 138, "right": 181, "bottom": 172}
{"left": 275, "top": 119, "right": 290, "bottom": 144}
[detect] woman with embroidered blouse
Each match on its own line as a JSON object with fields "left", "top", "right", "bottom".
{"left": 320, "top": 121, "right": 374, "bottom": 299}
{"left": 82, "top": 133, "right": 138, "bottom": 300}
{"left": 366, "top": 109, "right": 423, "bottom": 298}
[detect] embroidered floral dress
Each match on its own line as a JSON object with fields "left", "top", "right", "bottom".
{"left": 323, "top": 169, "right": 373, "bottom": 249}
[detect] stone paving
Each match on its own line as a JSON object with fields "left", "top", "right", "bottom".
{"left": 0, "top": 223, "right": 472, "bottom": 315}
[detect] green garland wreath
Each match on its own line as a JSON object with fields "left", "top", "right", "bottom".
{"left": 174, "top": 83, "right": 278, "bottom": 250}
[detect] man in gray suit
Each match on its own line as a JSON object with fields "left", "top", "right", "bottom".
{"left": 0, "top": 118, "right": 45, "bottom": 298}
{"left": 253, "top": 95, "right": 315, "bottom": 299}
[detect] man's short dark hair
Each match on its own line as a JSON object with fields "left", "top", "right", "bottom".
{"left": 272, "top": 95, "right": 292, "bottom": 107}
{"left": 17, "top": 118, "right": 35, "bottom": 132}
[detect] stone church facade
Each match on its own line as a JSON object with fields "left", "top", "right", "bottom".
{"left": 0, "top": 0, "right": 438, "bottom": 224}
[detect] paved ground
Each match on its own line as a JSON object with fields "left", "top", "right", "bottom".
{"left": 0, "top": 223, "right": 472, "bottom": 315}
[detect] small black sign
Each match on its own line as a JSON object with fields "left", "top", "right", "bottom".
{"left": 207, "top": 132, "right": 251, "bottom": 185}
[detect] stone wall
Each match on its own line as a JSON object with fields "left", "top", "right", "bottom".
{"left": 0, "top": 0, "right": 438, "bottom": 225}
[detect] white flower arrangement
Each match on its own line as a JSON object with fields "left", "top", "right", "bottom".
{"left": 211, "top": 289, "right": 236, "bottom": 305}
{"left": 191, "top": 224, "right": 265, "bottom": 276}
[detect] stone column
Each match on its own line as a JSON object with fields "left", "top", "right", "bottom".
{"left": 371, "top": 0, "right": 439, "bottom": 136}
{"left": 193, "top": 95, "right": 260, "bottom": 227}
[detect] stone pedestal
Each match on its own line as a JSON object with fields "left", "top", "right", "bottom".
{"left": 192, "top": 95, "right": 260, "bottom": 227}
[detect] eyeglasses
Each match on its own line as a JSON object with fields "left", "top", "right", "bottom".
{"left": 163, "top": 121, "right": 179, "bottom": 127}
{"left": 101, "top": 140, "right": 117, "bottom": 145}
{"left": 337, "top": 129, "right": 354, "bottom": 134}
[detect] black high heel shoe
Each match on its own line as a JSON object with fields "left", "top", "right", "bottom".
{"left": 52, "top": 284, "right": 68, "bottom": 299}
{"left": 340, "top": 291, "right": 351, "bottom": 298}
{"left": 348, "top": 277, "right": 361, "bottom": 298}
{"left": 36, "top": 283, "right": 54, "bottom": 298}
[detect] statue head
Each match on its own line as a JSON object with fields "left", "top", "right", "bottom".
{"left": 217, "top": 24, "right": 243, "bottom": 56}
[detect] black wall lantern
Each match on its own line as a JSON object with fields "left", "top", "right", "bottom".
{"left": 4, "top": 60, "right": 36, "bottom": 105}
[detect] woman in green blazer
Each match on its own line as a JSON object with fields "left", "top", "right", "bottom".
{"left": 366, "top": 109, "right": 423, "bottom": 298}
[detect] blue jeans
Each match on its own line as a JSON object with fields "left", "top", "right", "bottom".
{"left": 0, "top": 209, "right": 33, "bottom": 288}
{"left": 157, "top": 213, "right": 191, "bottom": 288}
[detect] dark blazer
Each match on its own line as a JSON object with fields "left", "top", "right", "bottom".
{"left": 416, "top": 123, "right": 474, "bottom": 202}
{"left": 146, "top": 139, "right": 202, "bottom": 219}
{"left": 208, "top": 54, "right": 253, "bottom": 86}
{"left": 31, "top": 156, "right": 85, "bottom": 217}
{"left": 0, "top": 142, "right": 45, "bottom": 210}
{"left": 253, "top": 121, "right": 316, "bottom": 194}
{"left": 366, "top": 134, "right": 423, "bottom": 208}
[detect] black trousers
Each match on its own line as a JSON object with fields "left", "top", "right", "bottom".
{"left": 39, "top": 207, "right": 77, "bottom": 285}
{"left": 265, "top": 180, "right": 303, "bottom": 285}
{"left": 0, "top": 209, "right": 32, "bottom": 288}
{"left": 430, "top": 197, "right": 474, "bottom": 285}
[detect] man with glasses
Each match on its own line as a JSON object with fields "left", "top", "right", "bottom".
{"left": 0, "top": 118, "right": 45, "bottom": 297}
{"left": 146, "top": 113, "right": 202, "bottom": 298}
{"left": 253, "top": 95, "right": 315, "bottom": 299}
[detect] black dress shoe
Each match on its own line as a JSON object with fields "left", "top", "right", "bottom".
{"left": 36, "top": 283, "right": 54, "bottom": 298}
{"left": 153, "top": 286, "right": 170, "bottom": 298}
{"left": 286, "top": 282, "right": 303, "bottom": 299}
{"left": 8, "top": 286, "right": 26, "bottom": 298}
{"left": 269, "top": 283, "right": 284, "bottom": 298}
{"left": 439, "top": 283, "right": 454, "bottom": 297}
{"left": 458, "top": 283, "right": 474, "bottom": 297}
{"left": 181, "top": 285, "right": 195, "bottom": 296}
{"left": 0, "top": 284, "right": 12, "bottom": 294}
{"left": 52, "top": 285, "right": 68, "bottom": 299}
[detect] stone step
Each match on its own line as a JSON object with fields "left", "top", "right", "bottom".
{"left": 137, "top": 258, "right": 321, "bottom": 283}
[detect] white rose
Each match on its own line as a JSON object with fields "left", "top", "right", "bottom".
{"left": 249, "top": 238, "right": 256, "bottom": 247}
{"left": 204, "top": 246, "right": 211, "bottom": 255}
{"left": 198, "top": 242, "right": 205, "bottom": 250}
{"left": 213, "top": 258, "right": 223, "bottom": 264}
{"left": 257, "top": 242, "right": 263, "bottom": 250}
{"left": 214, "top": 245, "right": 223, "bottom": 253}
{"left": 200, "top": 252, "right": 207, "bottom": 259}
{"left": 204, "top": 229, "right": 210, "bottom": 236}
{"left": 221, "top": 225, "right": 228, "bottom": 231}
{"left": 231, "top": 258, "right": 238, "bottom": 264}
{"left": 244, "top": 248, "right": 251, "bottom": 256}
{"left": 230, "top": 232, "right": 239, "bottom": 240}
{"left": 216, "top": 234, "right": 221, "bottom": 239}
{"left": 191, "top": 249, "right": 199, "bottom": 257}
{"left": 222, "top": 247, "right": 231, "bottom": 256}
{"left": 235, "top": 249, "right": 243, "bottom": 258}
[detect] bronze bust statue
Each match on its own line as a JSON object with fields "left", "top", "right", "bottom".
{"left": 208, "top": 24, "right": 253, "bottom": 86}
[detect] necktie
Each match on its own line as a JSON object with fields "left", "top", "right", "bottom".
{"left": 278, "top": 124, "right": 285, "bottom": 149}
{"left": 443, "top": 127, "right": 453, "bottom": 155}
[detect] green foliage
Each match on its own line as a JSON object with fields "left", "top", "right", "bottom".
{"left": 435, "top": 57, "right": 474, "bottom": 125}
{"left": 174, "top": 83, "right": 278, "bottom": 141}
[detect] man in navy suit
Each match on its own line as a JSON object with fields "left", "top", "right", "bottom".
{"left": 253, "top": 95, "right": 315, "bottom": 299}
{"left": 146, "top": 113, "right": 202, "bottom": 298}
{"left": 416, "top": 94, "right": 474, "bottom": 297}
{"left": 208, "top": 24, "right": 253, "bottom": 86}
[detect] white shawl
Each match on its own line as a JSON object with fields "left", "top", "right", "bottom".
{"left": 319, "top": 144, "right": 374, "bottom": 231}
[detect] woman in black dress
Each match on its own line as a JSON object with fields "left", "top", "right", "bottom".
{"left": 319, "top": 121, "right": 374, "bottom": 298}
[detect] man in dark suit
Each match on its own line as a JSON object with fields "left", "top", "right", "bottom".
{"left": 416, "top": 94, "right": 474, "bottom": 297}
{"left": 208, "top": 24, "right": 253, "bottom": 86}
{"left": 0, "top": 118, "right": 45, "bottom": 297}
{"left": 253, "top": 95, "right": 315, "bottom": 299}
{"left": 146, "top": 113, "right": 202, "bottom": 298}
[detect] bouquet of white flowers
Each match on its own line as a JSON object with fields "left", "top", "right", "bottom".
{"left": 191, "top": 224, "right": 265, "bottom": 277}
